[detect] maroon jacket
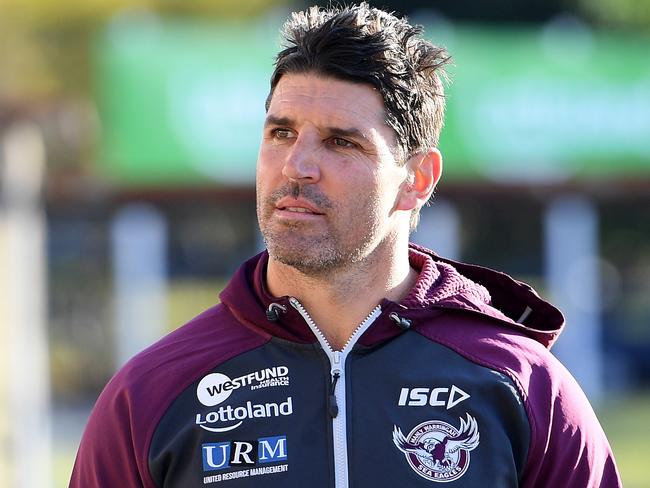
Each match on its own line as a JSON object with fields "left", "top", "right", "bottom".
{"left": 71, "top": 244, "right": 621, "bottom": 487}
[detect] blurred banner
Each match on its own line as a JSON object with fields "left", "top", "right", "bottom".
{"left": 94, "top": 17, "right": 650, "bottom": 186}
{"left": 94, "top": 17, "right": 278, "bottom": 186}
{"left": 442, "top": 24, "right": 650, "bottom": 182}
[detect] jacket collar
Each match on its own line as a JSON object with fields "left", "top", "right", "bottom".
{"left": 219, "top": 244, "right": 564, "bottom": 349}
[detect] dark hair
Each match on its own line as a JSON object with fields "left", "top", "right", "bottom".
{"left": 266, "top": 2, "right": 451, "bottom": 160}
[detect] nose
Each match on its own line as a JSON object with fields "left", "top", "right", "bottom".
{"left": 282, "top": 133, "right": 321, "bottom": 183}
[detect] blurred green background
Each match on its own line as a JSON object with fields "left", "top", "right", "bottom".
{"left": 1, "top": 0, "right": 649, "bottom": 486}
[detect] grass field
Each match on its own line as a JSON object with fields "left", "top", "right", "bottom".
{"left": 53, "top": 392, "right": 650, "bottom": 486}
{"left": 598, "top": 392, "right": 650, "bottom": 487}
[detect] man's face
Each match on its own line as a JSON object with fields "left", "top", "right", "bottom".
{"left": 256, "top": 73, "right": 410, "bottom": 275}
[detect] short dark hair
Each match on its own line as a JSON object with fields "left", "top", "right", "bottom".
{"left": 266, "top": 2, "right": 451, "bottom": 160}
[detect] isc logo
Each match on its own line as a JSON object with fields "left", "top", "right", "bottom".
{"left": 202, "top": 435, "right": 287, "bottom": 471}
{"left": 398, "top": 385, "right": 470, "bottom": 410}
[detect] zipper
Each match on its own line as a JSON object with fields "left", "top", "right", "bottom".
{"left": 289, "top": 297, "right": 381, "bottom": 488}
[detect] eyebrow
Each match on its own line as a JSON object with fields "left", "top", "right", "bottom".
{"left": 263, "top": 115, "right": 293, "bottom": 128}
{"left": 264, "top": 115, "right": 372, "bottom": 144}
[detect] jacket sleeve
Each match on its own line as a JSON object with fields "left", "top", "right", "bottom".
{"left": 521, "top": 360, "right": 622, "bottom": 488}
{"left": 70, "top": 369, "right": 155, "bottom": 488}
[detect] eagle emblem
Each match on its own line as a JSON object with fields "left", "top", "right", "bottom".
{"left": 393, "top": 414, "right": 480, "bottom": 482}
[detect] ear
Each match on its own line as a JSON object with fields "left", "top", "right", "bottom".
{"left": 395, "top": 148, "right": 443, "bottom": 212}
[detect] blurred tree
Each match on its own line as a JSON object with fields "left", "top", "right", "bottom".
{"left": 0, "top": 0, "right": 290, "bottom": 101}
{"left": 576, "top": 0, "right": 650, "bottom": 27}
{"left": 1, "top": 0, "right": 289, "bottom": 25}
{"left": 0, "top": 0, "right": 291, "bottom": 180}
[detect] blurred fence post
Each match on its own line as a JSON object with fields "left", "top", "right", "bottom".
{"left": 111, "top": 204, "right": 168, "bottom": 369}
{"left": 0, "top": 122, "right": 52, "bottom": 487}
{"left": 412, "top": 199, "right": 461, "bottom": 261}
{"left": 544, "top": 195, "right": 603, "bottom": 403}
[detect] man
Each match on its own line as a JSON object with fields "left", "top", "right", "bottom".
{"left": 71, "top": 3, "right": 621, "bottom": 487}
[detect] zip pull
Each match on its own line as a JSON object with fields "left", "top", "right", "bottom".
{"left": 328, "top": 371, "right": 341, "bottom": 418}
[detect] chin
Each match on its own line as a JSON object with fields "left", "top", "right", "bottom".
{"left": 265, "top": 236, "right": 342, "bottom": 273}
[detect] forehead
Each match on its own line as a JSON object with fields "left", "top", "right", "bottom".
{"left": 267, "top": 73, "right": 392, "bottom": 136}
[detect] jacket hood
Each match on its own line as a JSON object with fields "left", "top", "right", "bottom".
{"left": 219, "top": 244, "right": 564, "bottom": 350}
{"left": 406, "top": 243, "right": 564, "bottom": 349}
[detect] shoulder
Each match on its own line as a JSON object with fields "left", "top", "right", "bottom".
{"left": 413, "top": 310, "right": 588, "bottom": 426}
{"left": 414, "top": 310, "right": 621, "bottom": 487}
{"left": 413, "top": 308, "right": 560, "bottom": 391}
{"left": 71, "top": 303, "right": 270, "bottom": 487}
{"left": 105, "top": 303, "right": 270, "bottom": 421}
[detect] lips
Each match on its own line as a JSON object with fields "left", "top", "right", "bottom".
{"left": 283, "top": 207, "right": 315, "bottom": 214}
{"left": 275, "top": 197, "right": 324, "bottom": 215}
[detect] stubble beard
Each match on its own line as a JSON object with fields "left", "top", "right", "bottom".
{"left": 257, "top": 183, "right": 380, "bottom": 276}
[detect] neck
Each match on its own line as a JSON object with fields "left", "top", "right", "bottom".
{"left": 265, "top": 241, "right": 416, "bottom": 350}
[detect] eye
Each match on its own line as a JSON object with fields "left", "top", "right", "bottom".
{"left": 272, "top": 128, "right": 294, "bottom": 139}
{"left": 331, "top": 137, "right": 356, "bottom": 148}
{"left": 268, "top": 127, "right": 294, "bottom": 141}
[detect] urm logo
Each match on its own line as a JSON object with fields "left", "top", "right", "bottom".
{"left": 202, "top": 436, "right": 288, "bottom": 472}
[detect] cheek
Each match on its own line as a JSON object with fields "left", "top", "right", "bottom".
{"left": 366, "top": 176, "right": 402, "bottom": 215}
{"left": 255, "top": 165, "right": 276, "bottom": 208}
{"left": 257, "top": 144, "right": 288, "bottom": 176}
{"left": 256, "top": 151, "right": 278, "bottom": 187}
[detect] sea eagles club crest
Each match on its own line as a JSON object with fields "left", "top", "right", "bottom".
{"left": 393, "top": 414, "right": 480, "bottom": 482}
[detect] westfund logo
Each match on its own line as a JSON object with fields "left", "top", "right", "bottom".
{"left": 197, "top": 366, "right": 289, "bottom": 407}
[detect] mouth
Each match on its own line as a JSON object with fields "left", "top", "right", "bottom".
{"left": 275, "top": 198, "right": 325, "bottom": 216}
{"left": 274, "top": 206, "right": 325, "bottom": 221}
{"left": 278, "top": 206, "right": 318, "bottom": 214}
